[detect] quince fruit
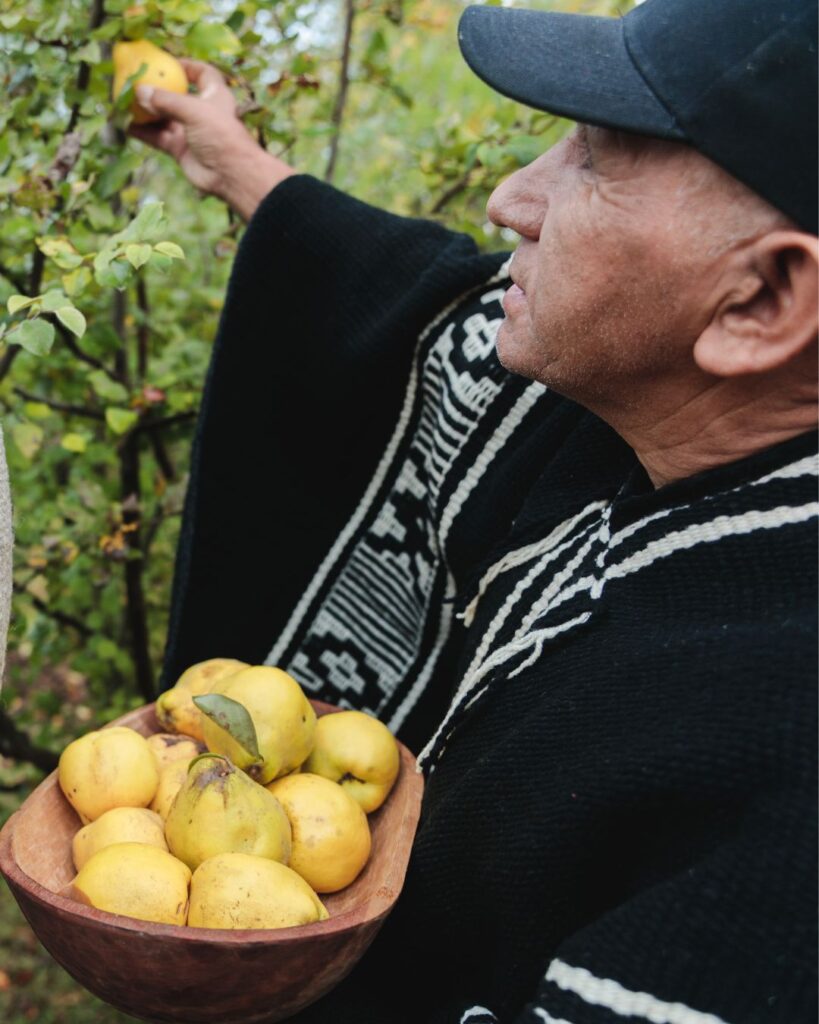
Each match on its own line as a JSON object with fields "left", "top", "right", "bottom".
{"left": 156, "top": 657, "right": 247, "bottom": 742}
{"left": 195, "top": 666, "right": 316, "bottom": 785}
{"left": 188, "top": 852, "right": 329, "bottom": 930}
{"left": 68, "top": 842, "right": 191, "bottom": 926}
{"left": 267, "top": 773, "right": 371, "bottom": 893}
{"left": 165, "top": 753, "right": 291, "bottom": 872}
{"left": 72, "top": 807, "right": 167, "bottom": 871}
{"left": 146, "top": 732, "right": 204, "bottom": 771}
{"left": 112, "top": 39, "right": 188, "bottom": 125}
{"left": 303, "top": 710, "right": 400, "bottom": 813}
{"left": 58, "top": 726, "right": 159, "bottom": 824}
{"left": 149, "top": 758, "right": 191, "bottom": 820}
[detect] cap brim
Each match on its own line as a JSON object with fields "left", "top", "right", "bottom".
{"left": 458, "top": 6, "right": 685, "bottom": 142}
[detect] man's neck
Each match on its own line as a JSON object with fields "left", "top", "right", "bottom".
{"left": 601, "top": 374, "right": 817, "bottom": 489}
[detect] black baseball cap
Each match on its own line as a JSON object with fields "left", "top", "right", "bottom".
{"left": 458, "top": 0, "right": 818, "bottom": 233}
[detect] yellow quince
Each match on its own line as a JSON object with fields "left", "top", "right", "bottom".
{"left": 156, "top": 657, "right": 247, "bottom": 742}
{"left": 68, "top": 842, "right": 191, "bottom": 926}
{"left": 112, "top": 39, "right": 188, "bottom": 125}
{"left": 189, "top": 853, "right": 329, "bottom": 930}
{"left": 303, "top": 710, "right": 400, "bottom": 813}
{"left": 165, "top": 754, "right": 291, "bottom": 872}
{"left": 196, "top": 666, "right": 316, "bottom": 785}
{"left": 58, "top": 726, "right": 159, "bottom": 825}
{"left": 267, "top": 773, "right": 371, "bottom": 893}
{"left": 72, "top": 806, "right": 167, "bottom": 871}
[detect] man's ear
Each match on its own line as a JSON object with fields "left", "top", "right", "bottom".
{"left": 694, "top": 231, "right": 819, "bottom": 377}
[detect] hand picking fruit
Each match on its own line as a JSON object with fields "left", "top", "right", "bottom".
{"left": 56, "top": 659, "right": 401, "bottom": 930}
{"left": 112, "top": 39, "right": 188, "bottom": 124}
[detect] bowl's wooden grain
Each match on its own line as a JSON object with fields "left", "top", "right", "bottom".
{"left": 0, "top": 700, "right": 424, "bottom": 1023}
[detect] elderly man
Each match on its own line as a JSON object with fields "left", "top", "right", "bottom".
{"left": 134, "top": 0, "right": 817, "bottom": 1019}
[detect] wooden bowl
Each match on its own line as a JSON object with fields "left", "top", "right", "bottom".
{"left": 0, "top": 700, "right": 424, "bottom": 1023}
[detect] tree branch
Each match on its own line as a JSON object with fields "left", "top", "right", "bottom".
{"left": 135, "top": 275, "right": 149, "bottom": 381}
{"left": 133, "top": 410, "right": 197, "bottom": 435}
{"left": 429, "top": 169, "right": 474, "bottom": 216}
{"left": 0, "top": 348, "right": 21, "bottom": 384}
{"left": 67, "top": 0, "right": 106, "bottom": 134}
{"left": 119, "top": 436, "right": 155, "bottom": 704}
{"left": 324, "top": 0, "right": 356, "bottom": 183}
{"left": 112, "top": 287, "right": 130, "bottom": 387}
{"left": 12, "top": 387, "right": 104, "bottom": 421}
{"left": 12, "top": 583, "right": 94, "bottom": 638}
{"left": 148, "top": 428, "right": 176, "bottom": 481}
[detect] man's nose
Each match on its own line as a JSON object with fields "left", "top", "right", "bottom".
{"left": 486, "top": 163, "right": 545, "bottom": 241}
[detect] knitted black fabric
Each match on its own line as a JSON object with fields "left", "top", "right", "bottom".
{"left": 162, "top": 176, "right": 818, "bottom": 1024}
{"left": 160, "top": 176, "right": 501, "bottom": 695}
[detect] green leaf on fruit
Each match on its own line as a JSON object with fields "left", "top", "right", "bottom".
{"left": 112, "top": 62, "right": 149, "bottom": 115}
{"left": 193, "top": 694, "right": 262, "bottom": 762}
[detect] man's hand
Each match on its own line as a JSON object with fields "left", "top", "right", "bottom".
{"left": 129, "top": 59, "right": 295, "bottom": 222}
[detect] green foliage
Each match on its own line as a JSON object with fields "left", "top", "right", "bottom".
{"left": 0, "top": 0, "right": 626, "bottom": 740}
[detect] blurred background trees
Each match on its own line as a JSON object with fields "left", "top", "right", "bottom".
{"left": 0, "top": 0, "right": 625, "bottom": 1012}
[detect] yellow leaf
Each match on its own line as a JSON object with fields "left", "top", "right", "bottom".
{"left": 26, "top": 574, "right": 50, "bottom": 603}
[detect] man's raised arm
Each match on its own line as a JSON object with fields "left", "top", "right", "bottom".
{"left": 129, "top": 59, "right": 294, "bottom": 222}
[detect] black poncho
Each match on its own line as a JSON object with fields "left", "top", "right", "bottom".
{"left": 162, "top": 176, "right": 818, "bottom": 1024}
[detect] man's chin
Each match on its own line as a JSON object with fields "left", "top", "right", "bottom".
{"left": 495, "top": 320, "right": 537, "bottom": 379}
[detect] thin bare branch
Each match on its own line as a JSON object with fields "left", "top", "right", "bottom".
{"left": 136, "top": 276, "right": 149, "bottom": 381}
{"left": 324, "top": 0, "right": 356, "bottom": 183}
{"left": 133, "top": 410, "right": 197, "bottom": 435}
{"left": 0, "top": 347, "right": 21, "bottom": 384}
{"left": 12, "top": 583, "right": 94, "bottom": 638}
{"left": 59, "top": 323, "right": 120, "bottom": 380}
{"left": 12, "top": 387, "right": 104, "bottom": 420}
{"left": 148, "top": 429, "right": 176, "bottom": 481}
{"left": 429, "top": 170, "right": 474, "bottom": 216}
{"left": 67, "top": 0, "right": 106, "bottom": 134}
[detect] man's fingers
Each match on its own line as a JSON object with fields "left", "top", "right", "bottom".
{"left": 129, "top": 120, "right": 185, "bottom": 158}
{"left": 178, "top": 58, "right": 231, "bottom": 101}
{"left": 135, "top": 84, "right": 204, "bottom": 126}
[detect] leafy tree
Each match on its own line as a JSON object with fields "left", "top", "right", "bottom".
{"left": 0, "top": 0, "right": 626, "bottom": 774}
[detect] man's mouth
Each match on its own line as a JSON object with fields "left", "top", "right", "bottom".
{"left": 501, "top": 282, "right": 526, "bottom": 315}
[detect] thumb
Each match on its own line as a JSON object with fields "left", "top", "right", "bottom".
{"left": 135, "top": 84, "right": 201, "bottom": 125}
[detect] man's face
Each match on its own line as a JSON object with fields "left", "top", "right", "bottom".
{"left": 486, "top": 126, "right": 729, "bottom": 409}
